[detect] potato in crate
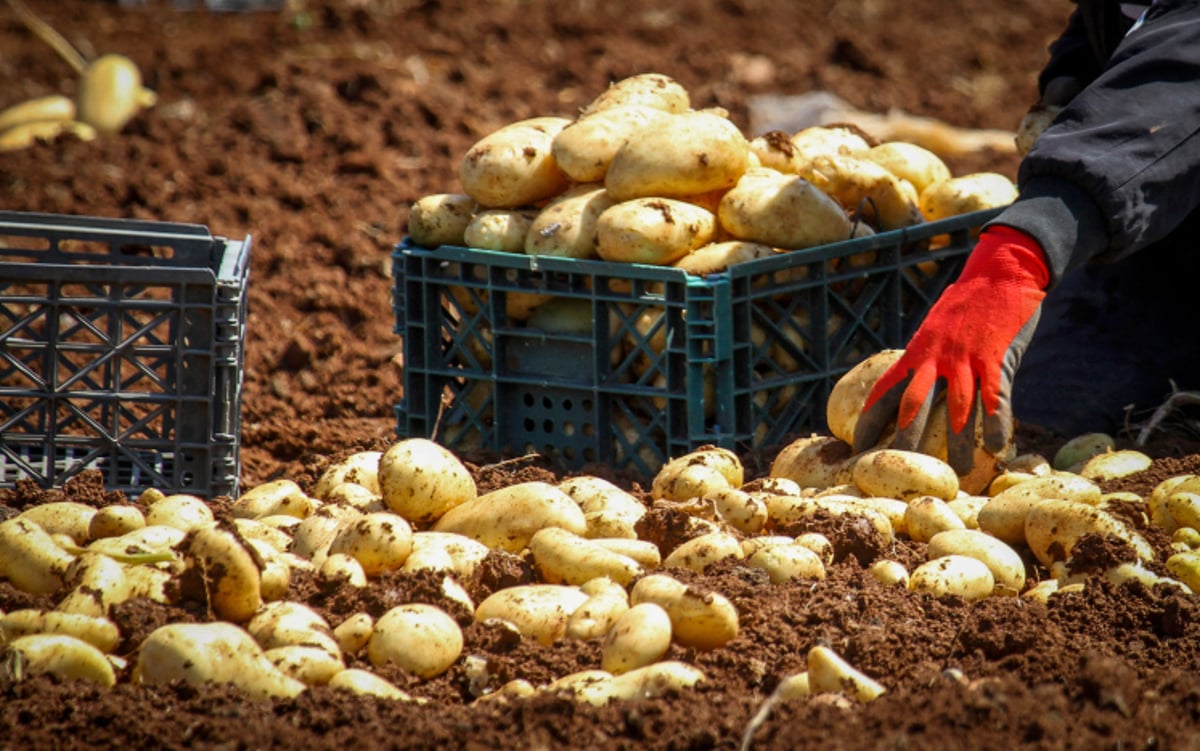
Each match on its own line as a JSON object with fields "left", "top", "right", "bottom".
{"left": 0, "top": 211, "right": 250, "bottom": 497}
{"left": 394, "top": 207, "right": 1001, "bottom": 477}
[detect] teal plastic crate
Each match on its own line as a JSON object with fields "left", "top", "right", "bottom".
{"left": 0, "top": 211, "right": 250, "bottom": 498}
{"left": 393, "top": 208, "right": 1002, "bottom": 477}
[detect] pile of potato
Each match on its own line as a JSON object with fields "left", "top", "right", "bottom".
{"left": 403, "top": 73, "right": 1018, "bottom": 466}
{"left": 4, "top": 350, "right": 1200, "bottom": 708}
{"left": 408, "top": 72, "right": 1016, "bottom": 268}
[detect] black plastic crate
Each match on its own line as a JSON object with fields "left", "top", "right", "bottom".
{"left": 394, "top": 208, "right": 1001, "bottom": 477}
{"left": 0, "top": 210, "right": 251, "bottom": 498}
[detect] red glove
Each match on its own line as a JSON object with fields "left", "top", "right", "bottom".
{"left": 853, "top": 226, "right": 1050, "bottom": 472}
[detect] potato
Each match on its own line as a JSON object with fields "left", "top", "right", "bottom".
{"left": 595, "top": 197, "right": 716, "bottom": 265}
{"left": 1052, "top": 432, "right": 1115, "bottom": 471}
{"left": 402, "top": 530, "right": 491, "bottom": 578}
{"left": 851, "top": 449, "right": 959, "bottom": 501}
{"left": 927, "top": 529, "right": 1026, "bottom": 596}
{"left": 182, "top": 523, "right": 263, "bottom": 623}
{"left": 523, "top": 185, "right": 616, "bottom": 259}
{"left": 407, "top": 193, "right": 476, "bottom": 247}
{"left": 434, "top": 481, "right": 587, "bottom": 553}
{"left": 605, "top": 110, "right": 749, "bottom": 201}
{"left": 0, "top": 517, "right": 75, "bottom": 595}
{"left": 826, "top": 349, "right": 906, "bottom": 444}
{"left": 653, "top": 446, "right": 744, "bottom": 499}
{"left": 553, "top": 105, "right": 673, "bottom": 183}
{"left": 265, "top": 645, "right": 345, "bottom": 686}
{"left": 1024, "top": 499, "right": 1153, "bottom": 568}
{"left": 55, "top": 552, "right": 130, "bottom": 617}
{"left": 918, "top": 172, "right": 1017, "bottom": 222}
{"left": 1078, "top": 450, "right": 1153, "bottom": 482}
{"left": 332, "top": 612, "right": 375, "bottom": 656}
{"left": 802, "top": 154, "right": 923, "bottom": 230}
{"left": 0, "top": 609, "right": 120, "bottom": 653}
{"left": 580, "top": 73, "right": 691, "bottom": 117}
{"left": 807, "top": 645, "right": 886, "bottom": 703}
{"left": 909, "top": 554, "right": 995, "bottom": 600}
{"left": 144, "top": 493, "right": 214, "bottom": 532}
{"left": 717, "top": 168, "right": 852, "bottom": 249}
{"left": 328, "top": 668, "right": 418, "bottom": 701}
{"left": 868, "top": 559, "right": 910, "bottom": 588}
{"left": 662, "top": 531, "right": 744, "bottom": 573}
{"left": 3, "top": 633, "right": 116, "bottom": 687}
{"left": 135, "top": 622, "right": 306, "bottom": 699}
{"left": 769, "top": 434, "right": 855, "bottom": 490}
{"left": 629, "top": 573, "right": 738, "bottom": 651}
{"left": 671, "top": 240, "right": 776, "bottom": 277}
{"left": 529, "top": 527, "right": 643, "bottom": 586}
{"left": 600, "top": 602, "right": 673, "bottom": 675}
{"left": 565, "top": 578, "right": 630, "bottom": 641}
{"left": 862, "top": 141, "right": 952, "bottom": 195}
{"left": 460, "top": 116, "right": 572, "bottom": 208}
{"left": 559, "top": 476, "right": 646, "bottom": 525}
{"left": 746, "top": 541, "right": 826, "bottom": 584}
{"left": 977, "top": 474, "right": 1102, "bottom": 545}
{"left": 368, "top": 604, "right": 463, "bottom": 678}
{"left": 247, "top": 601, "right": 340, "bottom": 658}
{"left": 463, "top": 208, "right": 535, "bottom": 252}
{"left": 1166, "top": 550, "right": 1200, "bottom": 593}
{"left": 705, "top": 487, "right": 768, "bottom": 534}
{"left": 314, "top": 450, "right": 384, "bottom": 499}
{"left": 18, "top": 502, "right": 96, "bottom": 545}
{"left": 766, "top": 494, "right": 896, "bottom": 546}
{"left": 475, "top": 584, "right": 590, "bottom": 646}
{"left": 748, "top": 130, "right": 805, "bottom": 174}
{"left": 327, "top": 512, "right": 414, "bottom": 576}
{"left": 87, "top": 504, "right": 146, "bottom": 540}
{"left": 232, "top": 479, "right": 315, "bottom": 520}
{"left": 905, "top": 495, "right": 966, "bottom": 543}
{"left": 590, "top": 538, "right": 663, "bottom": 569}
{"left": 378, "top": 438, "right": 477, "bottom": 526}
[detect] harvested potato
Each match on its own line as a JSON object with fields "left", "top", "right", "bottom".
{"left": 927, "top": 529, "right": 1026, "bottom": 596}
{"left": 475, "top": 584, "right": 590, "bottom": 646}
{"left": 769, "top": 434, "right": 855, "bottom": 490}
{"left": 135, "top": 622, "right": 306, "bottom": 699}
{"left": 18, "top": 502, "right": 95, "bottom": 545}
{"left": 0, "top": 517, "right": 76, "bottom": 595}
{"left": 717, "top": 167, "right": 852, "bottom": 249}
{"left": 661, "top": 531, "right": 744, "bottom": 573}
{"left": 314, "top": 450, "right": 383, "bottom": 499}
{"left": 825, "top": 349, "right": 906, "bottom": 445}
{"left": 327, "top": 512, "right": 414, "bottom": 577}
{"left": 3, "top": 633, "right": 116, "bottom": 687}
{"left": 1052, "top": 432, "right": 1116, "bottom": 471}
{"left": 368, "top": 604, "right": 463, "bottom": 679}
{"left": 434, "top": 481, "right": 587, "bottom": 553}
{"left": 790, "top": 125, "right": 872, "bottom": 169}
{"left": 529, "top": 527, "right": 643, "bottom": 586}
{"left": 851, "top": 449, "right": 959, "bottom": 501}
{"left": 807, "top": 645, "right": 885, "bottom": 703}
{"left": 232, "top": 479, "right": 315, "bottom": 520}
{"left": 604, "top": 110, "right": 749, "bottom": 201}
{"left": 748, "top": 130, "right": 805, "bottom": 174}
{"left": 802, "top": 154, "right": 923, "bottom": 230}
{"left": 629, "top": 574, "right": 738, "bottom": 651}
{"left": 580, "top": 72, "right": 691, "bottom": 116}
{"left": 595, "top": 197, "right": 716, "bottom": 265}
{"left": 1024, "top": 499, "right": 1153, "bottom": 568}
{"left": 600, "top": 602, "right": 673, "bottom": 675}
{"left": 652, "top": 446, "right": 744, "bottom": 498}
{"left": 905, "top": 495, "right": 966, "bottom": 543}
{"left": 552, "top": 105, "right": 673, "bottom": 183}
{"left": 460, "top": 116, "right": 571, "bottom": 208}
{"left": 918, "top": 172, "right": 1017, "bottom": 222}
{"left": 181, "top": 523, "right": 263, "bottom": 623}
{"left": 862, "top": 141, "right": 951, "bottom": 195}
{"left": 407, "top": 193, "right": 476, "bottom": 247}
{"left": 671, "top": 240, "right": 776, "bottom": 276}
{"left": 565, "top": 578, "right": 631, "bottom": 641}
{"left": 524, "top": 185, "right": 616, "bottom": 259}
{"left": 378, "top": 438, "right": 477, "bottom": 526}
{"left": 464, "top": 209, "right": 536, "bottom": 252}
{"left": 909, "top": 555, "right": 995, "bottom": 600}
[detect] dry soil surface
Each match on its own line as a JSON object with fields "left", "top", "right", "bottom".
{"left": 4, "top": 1, "right": 1200, "bottom": 749}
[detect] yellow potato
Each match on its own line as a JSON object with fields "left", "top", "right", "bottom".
{"left": 851, "top": 449, "right": 959, "bottom": 501}
{"left": 552, "top": 105, "right": 673, "bottom": 183}
{"left": 1052, "top": 432, "right": 1115, "bottom": 471}
{"left": 580, "top": 73, "right": 691, "bottom": 117}
{"left": 524, "top": 185, "right": 616, "bottom": 259}
{"left": 144, "top": 493, "right": 214, "bottom": 532}
{"left": 18, "top": 502, "right": 96, "bottom": 545}
{"left": 265, "top": 645, "right": 345, "bottom": 686}
{"left": 529, "top": 527, "right": 643, "bottom": 586}
{"left": 661, "top": 531, "right": 744, "bottom": 573}
{"left": 748, "top": 130, "right": 805, "bottom": 174}
{"left": 247, "top": 601, "right": 340, "bottom": 658}
{"left": 378, "top": 437, "right": 477, "bottom": 526}
{"left": 769, "top": 434, "right": 855, "bottom": 490}
{"left": 368, "top": 604, "right": 463, "bottom": 679}
{"left": 87, "top": 504, "right": 146, "bottom": 541}
{"left": 604, "top": 110, "right": 749, "bottom": 201}
{"left": 402, "top": 530, "right": 491, "bottom": 578}
{"left": 807, "top": 645, "right": 885, "bottom": 703}
{"left": 600, "top": 602, "right": 673, "bottom": 675}
{"left": 918, "top": 172, "right": 1017, "bottom": 222}
{"left": 825, "top": 349, "right": 906, "bottom": 444}
{"left": 0, "top": 609, "right": 120, "bottom": 653}
{"left": 1024, "top": 499, "right": 1153, "bottom": 568}
{"left": 1078, "top": 450, "right": 1153, "bottom": 482}
{"left": 434, "top": 481, "right": 587, "bottom": 553}
{"left": 314, "top": 450, "right": 384, "bottom": 499}
{"left": 135, "top": 622, "right": 306, "bottom": 699}
{"left": 332, "top": 612, "right": 374, "bottom": 656}
{"left": 927, "top": 529, "right": 1026, "bottom": 596}
{"left": 182, "top": 523, "right": 263, "bottom": 623}
{"left": 629, "top": 573, "right": 738, "bottom": 651}
{"left": 232, "top": 479, "right": 315, "bottom": 520}
{"left": 671, "top": 240, "right": 776, "bottom": 276}
{"left": 862, "top": 141, "right": 951, "bottom": 195}
{"left": 595, "top": 197, "right": 716, "bottom": 265}
{"left": 565, "top": 578, "right": 630, "bottom": 641}
{"left": 704, "top": 486, "right": 768, "bottom": 534}
{"left": 463, "top": 209, "right": 535, "bottom": 252}
{"left": 460, "top": 116, "right": 572, "bottom": 208}
{"left": 868, "top": 559, "right": 910, "bottom": 588}
{"left": 977, "top": 473, "right": 1102, "bottom": 545}
{"left": 407, "top": 193, "right": 476, "bottom": 247}
{"left": 790, "top": 125, "right": 872, "bottom": 169}
{"left": 327, "top": 668, "right": 418, "bottom": 701}
{"left": 909, "top": 554, "right": 995, "bottom": 600}
{"left": 904, "top": 495, "right": 966, "bottom": 543}
{"left": 3, "top": 633, "right": 115, "bottom": 687}
{"left": 746, "top": 541, "right": 826, "bottom": 584}
{"left": 0, "top": 517, "right": 75, "bottom": 595}
{"left": 475, "top": 584, "right": 590, "bottom": 646}
{"left": 327, "top": 512, "right": 414, "bottom": 577}
{"left": 652, "top": 446, "right": 744, "bottom": 499}
{"left": 717, "top": 167, "right": 852, "bottom": 249}
{"left": 803, "top": 154, "right": 923, "bottom": 230}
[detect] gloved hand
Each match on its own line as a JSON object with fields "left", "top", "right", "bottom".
{"left": 853, "top": 226, "right": 1050, "bottom": 473}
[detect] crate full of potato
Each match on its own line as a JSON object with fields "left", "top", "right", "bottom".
{"left": 396, "top": 73, "right": 1015, "bottom": 476}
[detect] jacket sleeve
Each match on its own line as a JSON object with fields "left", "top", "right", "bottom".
{"left": 990, "top": 0, "right": 1200, "bottom": 285}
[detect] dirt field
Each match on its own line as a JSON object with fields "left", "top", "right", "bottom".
{"left": 4, "top": 1, "right": 1200, "bottom": 748}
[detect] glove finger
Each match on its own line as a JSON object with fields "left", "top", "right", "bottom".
{"left": 947, "top": 396, "right": 980, "bottom": 475}
{"left": 893, "top": 380, "right": 940, "bottom": 452}
{"left": 853, "top": 373, "right": 911, "bottom": 454}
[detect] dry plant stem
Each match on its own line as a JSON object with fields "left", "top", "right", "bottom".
{"left": 739, "top": 683, "right": 787, "bottom": 751}
{"left": 6, "top": 0, "right": 88, "bottom": 74}
{"left": 1136, "top": 385, "right": 1200, "bottom": 446}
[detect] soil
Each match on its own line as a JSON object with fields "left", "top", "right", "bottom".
{"left": 4, "top": 1, "right": 1200, "bottom": 749}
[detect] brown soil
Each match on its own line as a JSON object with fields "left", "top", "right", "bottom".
{"left": 4, "top": 1, "right": 1200, "bottom": 749}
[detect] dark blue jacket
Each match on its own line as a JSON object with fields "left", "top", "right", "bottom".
{"left": 990, "top": 0, "right": 1200, "bottom": 285}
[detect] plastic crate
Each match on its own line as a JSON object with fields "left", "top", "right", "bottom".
{"left": 0, "top": 210, "right": 251, "bottom": 498}
{"left": 393, "top": 208, "right": 1002, "bottom": 477}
